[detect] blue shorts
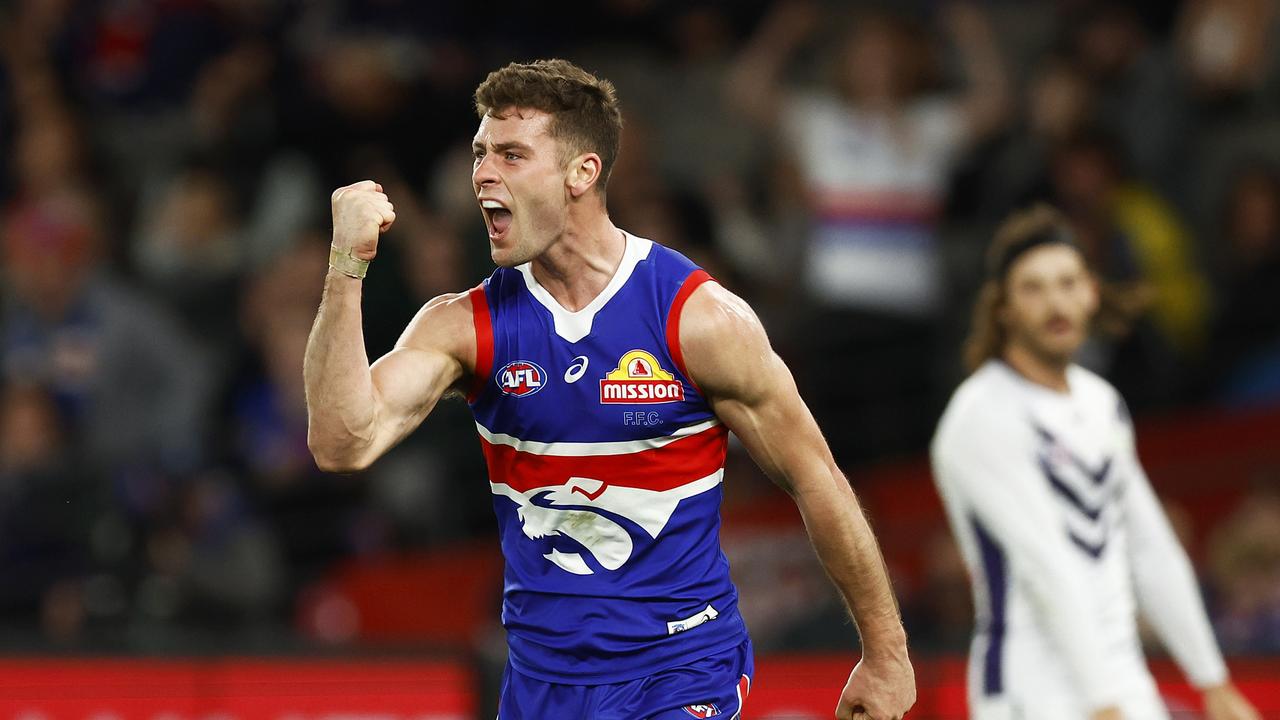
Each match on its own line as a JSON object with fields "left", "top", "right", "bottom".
{"left": 497, "top": 639, "right": 754, "bottom": 720}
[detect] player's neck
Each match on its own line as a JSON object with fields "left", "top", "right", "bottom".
{"left": 529, "top": 211, "right": 625, "bottom": 312}
{"left": 1002, "top": 343, "right": 1071, "bottom": 394}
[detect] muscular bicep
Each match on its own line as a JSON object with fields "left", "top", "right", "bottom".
{"left": 369, "top": 346, "right": 460, "bottom": 438}
{"left": 360, "top": 291, "right": 474, "bottom": 461}
{"left": 711, "top": 354, "right": 836, "bottom": 493}
{"left": 679, "top": 283, "right": 838, "bottom": 493}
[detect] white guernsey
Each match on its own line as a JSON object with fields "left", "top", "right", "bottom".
{"left": 932, "top": 205, "right": 1254, "bottom": 720}
{"left": 932, "top": 360, "right": 1226, "bottom": 719}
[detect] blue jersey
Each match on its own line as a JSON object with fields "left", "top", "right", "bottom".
{"left": 468, "top": 232, "right": 748, "bottom": 684}
{"left": 499, "top": 638, "right": 753, "bottom": 719}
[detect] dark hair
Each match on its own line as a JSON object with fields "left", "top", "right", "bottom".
{"left": 474, "top": 59, "right": 623, "bottom": 192}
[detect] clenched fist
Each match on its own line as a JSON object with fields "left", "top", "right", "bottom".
{"left": 838, "top": 651, "right": 916, "bottom": 720}
{"left": 331, "top": 180, "right": 396, "bottom": 260}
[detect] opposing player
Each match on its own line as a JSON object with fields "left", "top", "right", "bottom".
{"left": 930, "top": 205, "right": 1259, "bottom": 720}
{"left": 304, "top": 59, "right": 915, "bottom": 720}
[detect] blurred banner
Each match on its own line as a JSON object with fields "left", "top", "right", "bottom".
{"left": 1, "top": 656, "right": 1277, "bottom": 720}
{"left": 750, "top": 656, "right": 1280, "bottom": 719}
{"left": 0, "top": 658, "right": 476, "bottom": 719}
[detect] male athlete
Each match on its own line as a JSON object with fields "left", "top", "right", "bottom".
{"left": 930, "top": 205, "right": 1259, "bottom": 720}
{"left": 304, "top": 60, "right": 915, "bottom": 720}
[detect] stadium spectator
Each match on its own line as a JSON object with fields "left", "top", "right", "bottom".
{"left": 1208, "top": 483, "right": 1280, "bottom": 654}
{"left": 1177, "top": 0, "right": 1277, "bottom": 105}
{"left": 0, "top": 382, "right": 97, "bottom": 640}
{"left": 727, "top": 0, "right": 1010, "bottom": 461}
{"left": 1, "top": 188, "right": 211, "bottom": 474}
{"left": 1068, "top": 4, "right": 1193, "bottom": 202}
{"left": 1048, "top": 129, "right": 1210, "bottom": 408}
{"left": 1207, "top": 163, "right": 1280, "bottom": 406}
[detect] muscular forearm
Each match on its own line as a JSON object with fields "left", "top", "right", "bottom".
{"left": 795, "top": 466, "right": 908, "bottom": 657}
{"left": 304, "top": 271, "right": 380, "bottom": 471}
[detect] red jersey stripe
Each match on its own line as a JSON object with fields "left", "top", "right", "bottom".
{"left": 476, "top": 419, "right": 720, "bottom": 457}
{"left": 480, "top": 424, "right": 728, "bottom": 493}
{"left": 468, "top": 283, "right": 494, "bottom": 403}
{"left": 666, "top": 269, "right": 713, "bottom": 391}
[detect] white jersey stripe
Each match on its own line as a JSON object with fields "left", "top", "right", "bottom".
{"left": 475, "top": 418, "right": 722, "bottom": 457}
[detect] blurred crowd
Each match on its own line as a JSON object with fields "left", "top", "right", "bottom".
{"left": 0, "top": 0, "right": 1278, "bottom": 658}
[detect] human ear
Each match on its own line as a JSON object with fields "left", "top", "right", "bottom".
{"left": 567, "top": 153, "right": 602, "bottom": 198}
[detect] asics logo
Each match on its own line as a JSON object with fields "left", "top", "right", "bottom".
{"left": 564, "top": 356, "right": 589, "bottom": 383}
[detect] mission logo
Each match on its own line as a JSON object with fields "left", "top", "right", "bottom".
{"left": 599, "top": 349, "right": 684, "bottom": 404}
{"left": 497, "top": 360, "right": 546, "bottom": 397}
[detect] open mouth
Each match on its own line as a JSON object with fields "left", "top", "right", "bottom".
{"left": 480, "top": 199, "right": 513, "bottom": 240}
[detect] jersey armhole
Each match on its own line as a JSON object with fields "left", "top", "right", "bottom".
{"left": 665, "top": 269, "right": 714, "bottom": 393}
{"left": 467, "top": 283, "right": 494, "bottom": 404}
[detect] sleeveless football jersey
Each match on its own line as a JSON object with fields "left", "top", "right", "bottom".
{"left": 468, "top": 232, "right": 748, "bottom": 684}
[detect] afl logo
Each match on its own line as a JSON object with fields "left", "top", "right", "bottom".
{"left": 682, "top": 704, "right": 720, "bottom": 718}
{"left": 497, "top": 360, "right": 546, "bottom": 397}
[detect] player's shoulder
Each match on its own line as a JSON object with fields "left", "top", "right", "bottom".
{"left": 678, "top": 278, "right": 760, "bottom": 347}
{"left": 674, "top": 277, "right": 777, "bottom": 400}
{"left": 1067, "top": 363, "right": 1133, "bottom": 426}
{"left": 422, "top": 288, "right": 474, "bottom": 316}
{"left": 943, "top": 361, "right": 1021, "bottom": 419}
{"left": 397, "top": 287, "right": 477, "bottom": 357}
{"left": 471, "top": 265, "right": 525, "bottom": 305}
{"left": 934, "top": 362, "right": 1026, "bottom": 448}
{"left": 638, "top": 233, "right": 769, "bottom": 377}
{"left": 1067, "top": 363, "right": 1123, "bottom": 405}
{"left": 1066, "top": 363, "right": 1117, "bottom": 393}
{"left": 638, "top": 235, "right": 698, "bottom": 277}
{"left": 634, "top": 235, "right": 743, "bottom": 336}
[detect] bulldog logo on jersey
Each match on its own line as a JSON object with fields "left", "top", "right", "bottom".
{"left": 490, "top": 472, "right": 724, "bottom": 576}
{"left": 600, "top": 349, "right": 684, "bottom": 404}
{"left": 497, "top": 360, "right": 547, "bottom": 397}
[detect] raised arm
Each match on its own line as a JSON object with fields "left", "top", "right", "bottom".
{"left": 724, "top": 0, "right": 817, "bottom": 128}
{"left": 679, "top": 281, "right": 914, "bottom": 720}
{"left": 304, "top": 181, "right": 476, "bottom": 472}
{"left": 941, "top": 2, "right": 1011, "bottom": 144}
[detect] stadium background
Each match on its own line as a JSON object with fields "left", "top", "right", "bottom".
{"left": 0, "top": 0, "right": 1278, "bottom": 717}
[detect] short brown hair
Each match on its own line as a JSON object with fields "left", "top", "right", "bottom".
{"left": 963, "top": 204, "right": 1073, "bottom": 372}
{"left": 474, "top": 59, "right": 623, "bottom": 192}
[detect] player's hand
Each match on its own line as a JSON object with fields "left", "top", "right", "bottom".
{"left": 837, "top": 651, "right": 916, "bottom": 720}
{"left": 1088, "top": 707, "right": 1123, "bottom": 720}
{"left": 331, "top": 180, "right": 396, "bottom": 261}
{"left": 1204, "top": 682, "right": 1261, "bottom": 720}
